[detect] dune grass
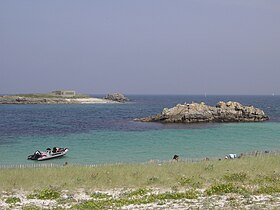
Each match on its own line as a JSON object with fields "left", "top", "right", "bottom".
{"left": 1, "top": 154, "right": 280, "bottom": 194}
{"left": 2, "top": 154, "right": 280, "bottom": 209}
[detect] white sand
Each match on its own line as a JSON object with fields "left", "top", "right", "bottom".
{"left": 1, "top": 188, "right": 280, "bottom": 209}
{"left": 66, "top": 98, "right": 119, "bottom": 104}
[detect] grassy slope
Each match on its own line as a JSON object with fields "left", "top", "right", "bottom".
{"left": 1, "top": 154, "right": 280, "bottom": 192}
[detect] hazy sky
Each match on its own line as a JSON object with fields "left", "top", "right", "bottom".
{"left": 0, "top": 0, "right": 279, "bottom": 95}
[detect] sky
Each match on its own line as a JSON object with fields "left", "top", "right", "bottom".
{"left": 0, "top": 0, "right": 280, "bottom": 95}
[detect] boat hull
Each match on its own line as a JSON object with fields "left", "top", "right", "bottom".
{"left": 28, "top": 148, "right": 69, "bottom": 161}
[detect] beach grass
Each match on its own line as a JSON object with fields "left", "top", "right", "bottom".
{"left": 1, "top": 154, "right": 280, "bottom": 192}
{"left": 1, "top": 154, "right": 280, "bottom": 209}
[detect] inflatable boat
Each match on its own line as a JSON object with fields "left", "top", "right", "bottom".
{"left": 28, "top": 147, "right": 69, "bottom": 161}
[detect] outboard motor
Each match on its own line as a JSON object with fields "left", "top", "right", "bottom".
{"left": 27, "top": 150, "right": 42, "bottom": 160}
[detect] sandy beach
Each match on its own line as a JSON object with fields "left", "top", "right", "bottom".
{"left": 67, "top": 98, "right": 119, "bottom": 104}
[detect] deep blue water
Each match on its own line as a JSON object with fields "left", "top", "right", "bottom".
{"left": 0, "top": 95, "right": 280, "bottom": 165}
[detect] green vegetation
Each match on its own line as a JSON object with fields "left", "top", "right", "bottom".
{"left": 205, "top": 183, "right": 247, "bottom": 195}
{"left": 1, "top": 154, "right": 280, "bottom": 208}
{"left": 22, "top": 206, "right": 41, "bottom": 210}
{"left": 255, "top": 185, "right": 280, "bottom": 194}
{"left": 5, "top": 196, "right": 21, "bottom": 204}
{"left": 27, "top": 188, "right": 60, "bottom": 200}
{"left": 124, "top": 188, "right": 152, "bottom": 197}
{"left": 223, "top": 172, "right": 248, "bottom": 182}
{"left": 91, "top": 192, "right": 112, "bottom": 199}
{"left": 72, "top": 189, "right": 198, "bottom": 209}
{"left": 1, "top": 154, "right": 280, "bottom": 191}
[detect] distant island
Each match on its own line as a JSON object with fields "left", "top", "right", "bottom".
{"left": 0, "top": 90, "right": 129, "bottom": 104}
{"left": 135, "top": 101, "right": 269, "bottom": 123}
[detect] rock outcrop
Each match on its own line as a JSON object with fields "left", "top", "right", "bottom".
{"left": 104, "top": 93, "right": 129, "bottom": 102}
{"left": 135, "top": 101, "right": 269, "bottom": 123}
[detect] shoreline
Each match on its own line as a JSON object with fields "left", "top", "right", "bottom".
{"left": 0, "top": 95, "right": 120, "bottom": 104}
{"left": 0, "top": 149, "right": 276, "bottom": 169}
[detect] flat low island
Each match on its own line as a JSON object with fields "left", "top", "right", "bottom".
{"left": 0, "top": 91, "right": 129, "bottom": 104}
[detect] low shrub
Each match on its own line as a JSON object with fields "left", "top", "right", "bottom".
{"left": 255, "top": 186, "right": 280, "bottom": 194}
{"left": 22, "top": 206, "right": 41, "bottom": 210}
{"left": 147, "top": 176, "right": 160, "bottom": 184}
{"left": 205, "top": 183, "right": 247, "bottom": 195}
{"left": 71, "top": 200, "right": 105, "bottom": 209}
{"left": 252, "top": 174, "right": 280, "bottom": 184}
{"left": 5, "top": 197, "right": 21, "bottom": 204}
{"left": 154, "top": 190, "right": 198, "bottom": 200}
{"left": 178, "top": 176, "right": 192, "bottom": 186}
{"left": 72, "top": 190, "right": 198, "bottom": 209}
{"left": 223, "top": 172, "right": 248, "bottom": 182}
{"left": 27, "top": 188, "right": 60, "bottom": 200}
{"left": 177, "top": 176, "right": 202, "bottom": 188}
{"left": 204, "top": 164, "right": 214, "bottom": 171}
{"left": 91, "top": 192, "right": 112, "bottom": 199}
{"left": 125, "top": 188, "right": 151, "bottom": 197}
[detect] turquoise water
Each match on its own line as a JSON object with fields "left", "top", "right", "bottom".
{"left": 1, "top": 95, "right": 280, "bottom": 165}
{"left": 1, "top": 122, "right": 280, "bottom": 165}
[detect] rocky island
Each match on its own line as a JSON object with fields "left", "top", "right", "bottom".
{"left": 104, "top": 93, "right": 129, "bottom": 102}
{"left": 135, "top": 101, "right": 269, "bottom": 123}
{"left": 0, "top": 91, "right": 129, "bottom": 104}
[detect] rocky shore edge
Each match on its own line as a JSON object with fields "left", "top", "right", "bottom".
{"left": 135, "top": 101, "right": 269, "bottom": 123}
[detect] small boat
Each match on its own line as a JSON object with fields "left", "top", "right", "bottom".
{"left": 28, "top": 147, "right": 69, "bottom": 161}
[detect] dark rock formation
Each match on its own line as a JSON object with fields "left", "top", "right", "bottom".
{"left": 135, "top": 101, "right": 269, "bottom": 123}
{"left": 104, "top": 93, "right": 129, "bottom": 102}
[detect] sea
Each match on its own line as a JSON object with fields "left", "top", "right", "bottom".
{"left": 0, "top": 95, "right": 280, "bottom": 166}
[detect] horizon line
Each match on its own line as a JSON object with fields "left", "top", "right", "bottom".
{"left": 0, "top": 92, "right": 279, "bottom": 97}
